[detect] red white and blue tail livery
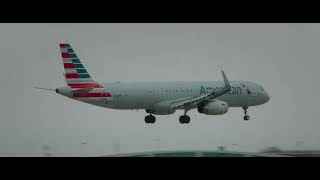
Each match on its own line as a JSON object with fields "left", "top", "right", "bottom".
{"left": 60, "top": 43, "right": 103, "bottom": 89}
{"left": 58, "top": 43, "right": 111, "bottom": 100}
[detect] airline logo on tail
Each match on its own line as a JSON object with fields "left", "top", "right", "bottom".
{"left": 60, "top": 43, "right": 104, "bottom": 89}
{"left": 59, "top": 43, "right": 111, "bottom": 98}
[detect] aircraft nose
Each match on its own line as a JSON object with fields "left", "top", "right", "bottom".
{"left": 265, "top": 92, "right": 270, "bottom": 102}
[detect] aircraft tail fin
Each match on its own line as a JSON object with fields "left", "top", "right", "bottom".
{"left": 59, "top": 43, "right": 103, "bottom": 89}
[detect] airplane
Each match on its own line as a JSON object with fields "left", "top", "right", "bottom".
{"left": 36, "top": 43, "right": 270, "bottom": 124}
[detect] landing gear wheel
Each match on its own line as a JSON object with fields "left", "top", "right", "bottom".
{"left": 179, "top": 115, "right": 190, "bottom": 124}
{"left": 185, "top": 116, "right": 190, "bottom": 124}
{"left": 244, "top": 115, "right": 250, "bottom": 121}
{"left": 145, "top": 115, "right": 156, "bottom": 124}
{"left": 179, "top": 116, "right": 184, "bottom": 124}
{"left": 150, "top": 115, "right": 156, "bottom": 124}
{"left": 144, "top": 116, "right": 150, "bottom": 124}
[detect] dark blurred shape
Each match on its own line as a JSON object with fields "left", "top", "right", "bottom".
{"left": 218, "top": 146, "right": 226, "bottom": 151}
{"left": 41, "top": 145, "right": 52, "bottom": 157}
{"left": 103, "top": 150, "right": 289, "bottom": 157}
{"left": 260, "top": 146, "right": 283, "bottom": 153}
{"left": 260, "top": 146, "right": 320, "bottom": 157}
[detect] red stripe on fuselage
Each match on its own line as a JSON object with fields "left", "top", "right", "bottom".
{"left": 68, "top": 83, "right": 104, "bottom": 88}
{"left": 73, "top": 92, "right": 112, "bottom": 97}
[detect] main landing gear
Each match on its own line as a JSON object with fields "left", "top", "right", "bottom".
{"left": 144, "top": 109, "right": 191, "bottom": 124}
{"left": 145, "top": 109, "right": 156, "bottom": 124}
{"left": 242, "top": 106, "right": 250, "bottom": 121}
{"left": 179, "top": 109, "right": 190, "bottom": 124}
{"left": 145, "top": 114, "right": 156, "bottom": 124}
{"left": 179, "top": 115, "right": 190, "bottom": 124}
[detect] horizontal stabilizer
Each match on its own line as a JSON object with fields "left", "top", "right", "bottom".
{"left": 34, "top": 87, "right": 55, "bottom": 91}
{"left": 71, "top": 88, "right": 94, "bottom": 93}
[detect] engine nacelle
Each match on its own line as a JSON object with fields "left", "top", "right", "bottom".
{"left": 150, "top": 101, "right": 176, "bottom": 115}
{"left": 198, "top": 100, "right": 228, "bottom": 115}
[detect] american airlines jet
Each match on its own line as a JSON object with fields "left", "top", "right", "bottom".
{"left": 36, "top": 44, "right": 270, "bottom": 124}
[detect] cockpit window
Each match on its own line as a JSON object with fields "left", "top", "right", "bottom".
{"left": 260, "top": 86, "right": 264, "bottom": 91}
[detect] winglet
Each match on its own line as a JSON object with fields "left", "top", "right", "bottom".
{"left": 221, "top": 70, "right": 230, "bottom": 88}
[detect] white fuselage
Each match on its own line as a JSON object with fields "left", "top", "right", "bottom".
{"left": 57, "top": 80, "right": 270, "bottom": 111}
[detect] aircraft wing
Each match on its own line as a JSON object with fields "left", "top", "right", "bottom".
{"left": 170, "top": 70, "right": 231, "bottom": 110}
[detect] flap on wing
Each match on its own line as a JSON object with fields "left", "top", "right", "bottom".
{"left": 170, "top": 94, "right": 208, "bottom": 109}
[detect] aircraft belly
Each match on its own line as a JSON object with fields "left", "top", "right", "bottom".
{"left": 111, "top": 96, "right": 155, "bottom": 109}
{"left": 219, "top": 95, "right": 244, "bottom": 107}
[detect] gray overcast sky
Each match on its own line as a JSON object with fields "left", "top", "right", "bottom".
{"left": 0, "top": 23, "right": 319, "bottom": 156}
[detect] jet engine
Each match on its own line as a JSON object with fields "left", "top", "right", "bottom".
{"left": 197, "top": 100, "right": 228, "bottom": 115}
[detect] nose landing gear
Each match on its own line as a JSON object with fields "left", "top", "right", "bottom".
{"left": 243, "top": 107, "right": 250, "bottom": 121}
